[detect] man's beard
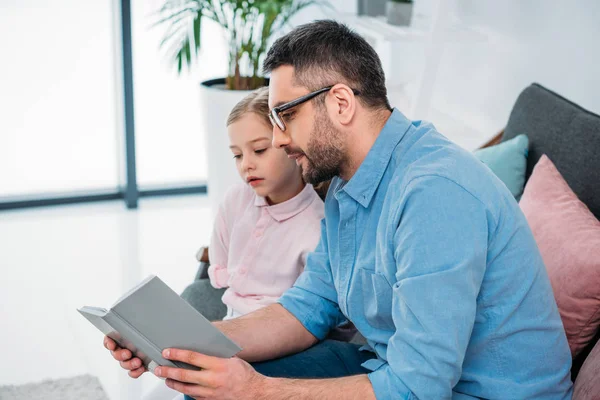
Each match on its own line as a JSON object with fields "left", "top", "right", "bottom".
{"left": 300, "top": 111, "right": 347, "bottom": 185}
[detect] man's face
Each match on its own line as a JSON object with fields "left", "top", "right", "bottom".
{"left": 268, "top": 66, "right": 347, "bottom": 184}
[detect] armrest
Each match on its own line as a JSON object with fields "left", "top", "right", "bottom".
{"left": 479, "top": 130, "right": 504, "bottom": 149}
{"left": 194, "top": 246, "right": 210, "bottom": 281}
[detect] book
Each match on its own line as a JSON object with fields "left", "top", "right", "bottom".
{"left": 78, "top": 275, "right": 241, "bottom": 372}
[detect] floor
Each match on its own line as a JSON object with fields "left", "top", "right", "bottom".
{"left": 0, "top": 194, "right": 213, "bottom": 400}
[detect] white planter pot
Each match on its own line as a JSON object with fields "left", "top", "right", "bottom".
{"left": 198, "top": 78, "right": 254, "bottom": 219}
{"left": 386, "top": 2, "right": 413, "bottom": 27}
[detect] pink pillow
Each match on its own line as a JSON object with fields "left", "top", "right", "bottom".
{"left": 573, "top": 339, "right": 600, "bottom": 399}
{"left": 520, "top": 155, "right": 600, "bottom": 357}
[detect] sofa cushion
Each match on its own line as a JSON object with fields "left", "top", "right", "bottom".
{"left": 519, "top": 155, "right": 600, "bottom": 357}
{"left": 573, "top": 338, "right": 600, "bottom": 400}
{"left": 502, "top": 83, "right": 600, "bottom": 220}
{"left": 473, "top": 134, "right": 529, "bottom": 199}
{"left": 181, "top": 280, "right": 227, "bottom": 321}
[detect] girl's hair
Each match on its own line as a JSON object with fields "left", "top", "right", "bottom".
{"left": 226, "top": 86, "right": 331, "bottom": 201}
{"left": 227, "top": 87, "right": 271, "bottom": 127}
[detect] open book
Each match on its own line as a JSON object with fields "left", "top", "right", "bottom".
{"left": 78, "top": 275, "right": 241, "bottom": 372}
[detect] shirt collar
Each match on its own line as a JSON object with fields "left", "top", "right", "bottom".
{"left": 342, "top": 108, "right": 411, "bottom": 208}
{"left": 254, "top": 183, "right": 319, "bottom": 222}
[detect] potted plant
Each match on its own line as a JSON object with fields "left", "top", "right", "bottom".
{"left": 154, "top": 0, "right": 325, "bottom": 215}
{"left": 386, "top": 0, "right": 413, "bottom": 27}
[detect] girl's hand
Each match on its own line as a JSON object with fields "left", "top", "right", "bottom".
{"left": 154, "top": 348, "right": 266, "bottom": 400}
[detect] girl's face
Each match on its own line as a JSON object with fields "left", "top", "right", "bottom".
{"left": 228, "top": 113, "right": 304, "bottom": 205}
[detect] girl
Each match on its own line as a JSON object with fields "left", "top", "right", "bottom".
{"left": 208, "top": 87, "right": 325, "bottom": 320}
{"left": 122, "top": 88, "right": 348, "bottom": 400}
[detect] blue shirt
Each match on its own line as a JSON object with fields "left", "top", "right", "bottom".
{"left": 278, "top": 110, "right": 573, "bottom": 400}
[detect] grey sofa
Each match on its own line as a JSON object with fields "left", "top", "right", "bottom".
{"left": 180, "top": 83, "right": 600, "bottom": 398}
{"left": 181, "top": 247, "right": 226, "bottom": 322}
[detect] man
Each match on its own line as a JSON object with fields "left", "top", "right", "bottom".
{"left": 106, "top": 20, "right": 573, "bottom": 399}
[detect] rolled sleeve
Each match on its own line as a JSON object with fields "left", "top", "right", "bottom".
{"left": 278, "top": 219, "right": 344, "bottom": 340}
{"left": 385, "top": 176, "right": 489, "bottom": 399}
{"left": 278, "top": 286, "right": 342, "bottom": 340}
{"left": 368, "top": 366, "right": 417, "bottom": 400}
{"left": 207, "top": 264, "right": 230, "bottom": 288}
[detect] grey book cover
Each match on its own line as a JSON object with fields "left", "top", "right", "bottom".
{"left": 78, "top": 275, "right": 241, "bottom": 371}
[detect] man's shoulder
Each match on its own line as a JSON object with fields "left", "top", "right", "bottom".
{"left": 387, "top": 131, "right": 509, "bottom": 214}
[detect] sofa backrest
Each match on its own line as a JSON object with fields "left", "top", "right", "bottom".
{"left": 502, "top": 83, "right": 600, "bottom": 382}
{"left": 502, "top": 83, "right": 600, "bottom": 220}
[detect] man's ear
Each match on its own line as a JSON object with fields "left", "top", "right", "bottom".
{"left": 328, "top": 84, "right": 357, "bottom": 126}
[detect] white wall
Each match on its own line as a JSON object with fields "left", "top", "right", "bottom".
{"left": 286, "top": 0, "right": 600, "bottom": 150}
{"left": 416, "top": 0, "right": 600, "bottom": 147}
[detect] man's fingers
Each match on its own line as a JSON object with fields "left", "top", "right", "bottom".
{"left": 153, "top": 366, "right": 196, "bottom": 384}
{"left": 103, "top": 336, "right": 145, "bottom": 378}
{"left": 155, "top": 366, "right": 218, "bottom": 387}
{"left": 111, "top": 348, "right": 133, "bottom": 361}
{"left": 128, "top": 366, "right": 147, "bottom": 379}
{"left": 103, "top": 337, "right": 131, "bottom": 362}
{"left": 165, "top": 378, "right": 213, "bottom": 398}
{"left": 104, "top": 336, "right": 117, "bottom": 351}
{"left": 162, "top": 348, "right": 221, "bottom": 370}
{"left": 119, "top": 357, "right": 143, "bottom": 371}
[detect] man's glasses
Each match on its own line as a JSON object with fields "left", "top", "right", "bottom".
{"left": 268, "top": 86, "right": 360, "bottom": 132}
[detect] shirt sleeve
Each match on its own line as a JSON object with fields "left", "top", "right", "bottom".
{"left": 207, "top": 193, "right": 232, "bottom": 289}
{"left": 278, "top": 217, "right": 345, "bottom": 340}
{"left": 368, "top": 176, "right": 490, "bottom": 400}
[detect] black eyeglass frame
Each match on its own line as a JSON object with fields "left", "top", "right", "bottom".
{"left": 268, "top": 85, "right": 360, "bottom": 132}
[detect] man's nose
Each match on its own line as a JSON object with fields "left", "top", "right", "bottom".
{"left": 272, "top": 126, "right": 291, "bottom": 149}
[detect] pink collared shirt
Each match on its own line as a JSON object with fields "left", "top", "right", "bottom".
{"left": 207, "top": 183, "right": 324, "bottom": 317}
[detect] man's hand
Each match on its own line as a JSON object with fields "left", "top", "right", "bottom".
{"left": 103, "top": 336, "right": 147, "bottom": 378}
{"left": 154, "top": 348, "right": 265, "bottom": 400}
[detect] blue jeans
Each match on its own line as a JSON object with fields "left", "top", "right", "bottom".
{"left": 183, "top": 340, "right": 375, "bottom": 400}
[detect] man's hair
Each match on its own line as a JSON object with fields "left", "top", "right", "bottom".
{"left": 227, "top": 86, "right": 270, "bottom": 127}
{"left": 263, "top": 20, "right": 391, "bottom": 111}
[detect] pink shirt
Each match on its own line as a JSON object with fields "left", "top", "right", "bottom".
{"left": 207, "top": 183, "right": 324, "bottom": 316}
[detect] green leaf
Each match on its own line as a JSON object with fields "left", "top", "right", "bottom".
{"left": 193, "top": 9, "right": 202, "bottom": 50}
{"left": 177, "top": 49, "right": 183, "bottom": 73}
{"left": 153, "top": 0, "right": 330, "bottom": 79}
{"left": 185, "top": 37, "right": 192, "bottom": 67}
